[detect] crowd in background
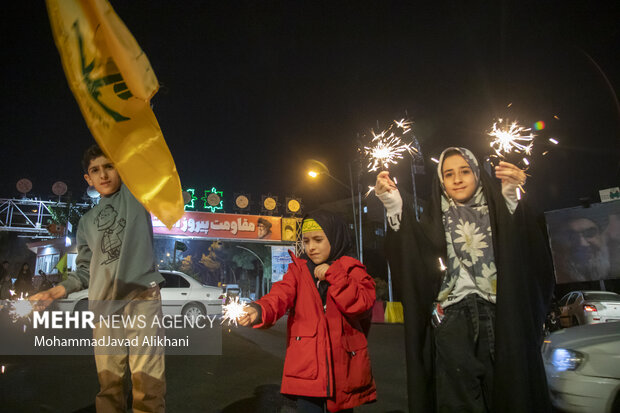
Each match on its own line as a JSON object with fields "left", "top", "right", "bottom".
{"left": 0, "top": 260, "right": 60, "bottom": 298}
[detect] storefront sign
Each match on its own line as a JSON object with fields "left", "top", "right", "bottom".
{"left": 152, "top": 211, "right": 281, "bottom": 241}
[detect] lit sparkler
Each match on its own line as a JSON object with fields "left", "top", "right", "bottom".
{"left": 220, "top": 297, "right": 247, "bottom": 327}
{"left": 8, "top": 291, "right": 34, "bottom": 332}
{"left": 438, "top": 257, "right": 447, "bottom": 272}
{"left": 363, "top": 119, "right": 417, "bottom": 172}
{"left": 488, "top": 118, "right": 535, "bottom": 158}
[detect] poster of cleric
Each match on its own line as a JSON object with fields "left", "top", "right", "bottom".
{"left": 545, "top": 201, "right": 620, "bottom": 284}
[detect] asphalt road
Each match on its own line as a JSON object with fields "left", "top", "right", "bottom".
{"left": 0, "top": 317, "right": 408, "bottom": 412}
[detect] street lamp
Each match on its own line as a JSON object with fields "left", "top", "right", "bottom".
{"left": 236, "top": 246, "right": 267, "bottom": 296}
{"left": 306, "top": 159, "right": 363, "bottom": 262}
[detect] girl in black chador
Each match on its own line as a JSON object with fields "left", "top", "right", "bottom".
{"left": 376, "top": 147, "right": 554, "bottom": 413}
{"left": 14, "top": 262, "right": 33, "bottom": 296}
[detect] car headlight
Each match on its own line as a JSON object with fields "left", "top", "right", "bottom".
{"left": 551, "top": 348, "right": 585, "bottom": 371}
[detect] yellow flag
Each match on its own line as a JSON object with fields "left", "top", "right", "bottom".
{"left": 55, "top": 253, "right": 68, "bottom": 281}
{"left": 46, "top": 0, "right": 183, "bottom": 228}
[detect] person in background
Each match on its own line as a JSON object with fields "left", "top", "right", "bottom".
{"left": 14, "top": 262, "right": 33, "bottom": 296}
{"left": 0, "top": 261, "right": 12, "bottom": 299}
{"left": 37, "top": 270, "right": 54, "bottom": 292}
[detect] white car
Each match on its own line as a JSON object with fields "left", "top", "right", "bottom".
{"left": 55, "top": 270, "right": 222, "bottom": 318}
{"left": 542, "top": 322, "right": 620, "bottom": 413}
{"left": 557, "top": 290, "right": 620, "bottom": 328}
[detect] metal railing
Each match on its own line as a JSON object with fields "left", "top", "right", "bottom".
{"left": 0, "top": 198, "right": 91, "bottom": 237}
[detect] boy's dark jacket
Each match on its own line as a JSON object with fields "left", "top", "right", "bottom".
{"left": 386, "top": 165, "right": 555, "bottom": 412}
{"left": 254, "top": 251, "right": 377, "bottom": 412}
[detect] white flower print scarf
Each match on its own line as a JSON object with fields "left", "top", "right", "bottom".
{"left": 436, "top": 147, "right": 496, "bottom": 302}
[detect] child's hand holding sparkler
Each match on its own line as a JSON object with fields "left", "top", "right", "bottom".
{"left": 375, "top": 171, "right": 397, "bottom": 195}
{"left": 237, "top": 305, "right": 258, "bottom": 327}
{"left": 494, "top": 161, "right": 526, "bottom": 186}
{"left": 375, "top": 171, "right": 403, "bottom": 231}
{"left": 495, "top": 161, "right": 527, "bottom": 201}
{"left": 29, "top": 285, "right": 66, "bottom": 312}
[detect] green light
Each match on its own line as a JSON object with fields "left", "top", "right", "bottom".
{"left": 202, "top": 187, "right": 224, "bottom": 213}
{"left": 184, "top": 188, "right": 197, "bottom": 210}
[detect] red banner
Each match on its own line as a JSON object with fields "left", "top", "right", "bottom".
{"left": 152, "top": 211, "right": 282, "bottom": 241}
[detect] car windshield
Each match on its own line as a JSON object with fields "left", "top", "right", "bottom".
{"left": 583, "top": 292, "right": 620, "bottom": 302}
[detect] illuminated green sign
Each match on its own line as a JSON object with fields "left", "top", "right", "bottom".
{"left": 202, "top": 187, "right": 224, "bottom": 213}
{"left": 184, "top": 188, "right": 197, "bottom": 210}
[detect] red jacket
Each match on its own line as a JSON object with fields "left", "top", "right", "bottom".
{"left": 254, "top": 251, "right": 377, "bottom": 412}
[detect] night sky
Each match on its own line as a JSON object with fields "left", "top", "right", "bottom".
{"left": 1, "top": 1, "right": 618, "bottom": 215}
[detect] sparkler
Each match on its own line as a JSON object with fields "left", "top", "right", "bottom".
{"left": 7, "top": 291, "right": 34, "bottom": 332}
{"left": 438, "top": 257, "right": 447, "bottom": 272}
{"left": 220, "top": 296, "right": 247, "bottom": 327}
{"left": 488, "top": 118, "right": 535, "bottom": 159}
{"left": 363, "top": 118, "right": 417, "bottom": 172}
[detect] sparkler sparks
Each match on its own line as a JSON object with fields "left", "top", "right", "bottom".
{"left": 220, "top": 297, "right": 247, "bottom": 327}
{"left": 7, "top": 291, "right": 34, "bottom": 331}
{"left": 438, "top": 258, "right": 447, "bottom": 272}
{"left": 363, "top": 119, "right": 417, "bottom": 172}
{"left": 488, "top": 118, "right": 535, "bottom": 158}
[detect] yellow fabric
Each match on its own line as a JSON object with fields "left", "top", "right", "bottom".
{"left": 46, "top": 0, "right": 183, "bottom": 228}
{"left": 302, "top": 218, "right": 323, "bottom": 233}
{"left": 56, "top": 253, "right": 68, "bottom": 281}
{"left": 55, "top": 253, "right": 67, "bottom": 274}
{"left": 384, "top": 301, "right": 404, "bottom": 323}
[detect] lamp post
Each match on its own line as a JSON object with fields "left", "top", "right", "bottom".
{"left": 236, "top": 245, "right": 266, "bottom": 297}
{"left": 307, "top": 159, "right": 363, "bottom": 263}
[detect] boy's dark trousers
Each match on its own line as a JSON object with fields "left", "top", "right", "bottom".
{"left": 433, "top": 294, "right": 496, "bottom": 413}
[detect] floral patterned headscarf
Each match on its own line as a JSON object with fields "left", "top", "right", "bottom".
{"left": 436, "top": 147, "right": 497, "bottom": 302}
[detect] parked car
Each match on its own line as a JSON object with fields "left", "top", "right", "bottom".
{"left": 557, "top": 290, "right": 620, "bottom": 328}
{"left": 220, "top": 283, "right": 241, "bottom": 304}
{"left": 55, "top": 270, "right": 222, "bottom": 318}
{"left": 238, "top": 297, "right": 252, "bottom": 305}
{"left": 542, "top": 322, "right": 620, "bottom": 413}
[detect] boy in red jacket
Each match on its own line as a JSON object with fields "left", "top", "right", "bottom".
{"left": 239, "top": 210, "right": 377, "bottom": 412}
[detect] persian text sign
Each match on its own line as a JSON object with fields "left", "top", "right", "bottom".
{"left": 152, "top": 212, "right": 281, "bottom": 241}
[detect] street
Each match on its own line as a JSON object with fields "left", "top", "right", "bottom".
{"left": 0, "top": 317, "right": 408, "bottom": 412}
